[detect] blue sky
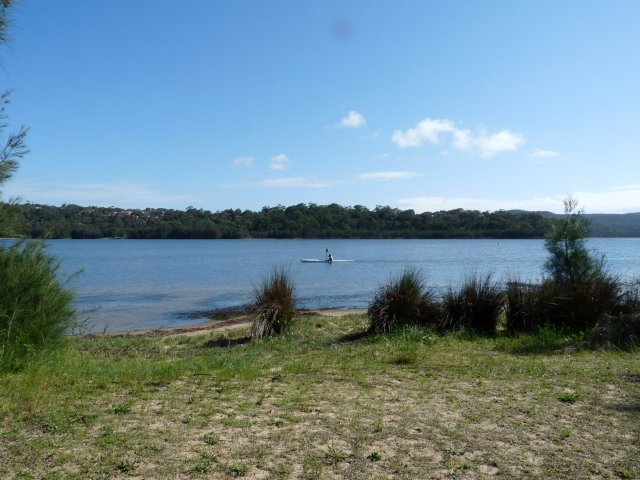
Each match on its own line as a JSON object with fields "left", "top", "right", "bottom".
{"left": 2, "top": 1, "right": 639, "bottom": 213}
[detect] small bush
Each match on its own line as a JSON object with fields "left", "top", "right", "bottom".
{"left": 564, "top": 273, "right": 621, "bottom": 330}
{"left": 368, "top": 268, "right": 439, "bottom": 334}
{"left": 616, "top": 279, "right": 640, "bottom": 315}
{"left": 251, "top": 267, "right": 296, "bottom": 340}
{"left": 441, "top": 273, "right": 504, "bottom": 334}
{"left": 506, "top": 273, "right": 622, "bottom": 333}
{"left": 0, "top": 240, "right": 75, "bottom": 370}
{"left": 505, "top": 280, "right": 542, "bottom": 333}
{"left": 590, "top": 313, "right": 640, "bottom": 349}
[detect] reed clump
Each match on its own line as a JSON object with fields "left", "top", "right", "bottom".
{"left": 368, "top": 268, "right": 439, "bottom": 334}
{"left": 506, "top": 272, "right": 622, "bottom": 334}
{"left": 441, "top": 273, "right": 504, "bottom": 334}
{"left": 251, "top": 267, "right": 296, "bottom": 340}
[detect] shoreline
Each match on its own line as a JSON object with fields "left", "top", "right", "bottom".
{"left": 79, "top": 308, "right": 367, "bottom": 338}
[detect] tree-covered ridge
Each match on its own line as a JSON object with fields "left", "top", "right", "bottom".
{"left": 14, "top": 203, "right": 550, "bottom": 239}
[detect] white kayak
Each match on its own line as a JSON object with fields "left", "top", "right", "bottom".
{"left": 300, "top": 259, "right": 354, "bottom": 263}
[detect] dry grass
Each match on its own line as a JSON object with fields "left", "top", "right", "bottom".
{"left": 0, "top": 314, "right": 638, "bottom": 479}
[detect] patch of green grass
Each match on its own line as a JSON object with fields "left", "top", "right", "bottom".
{"left": 189, "top": 452, "right": 216, "bottom": 475}
{"left": 113, "top": 402, "right": 132, "bottom": 415}
{"left": 272, "top": 463, "right": 293, "bottom": 479}
{"left": 617, "top": 467, "right": 636, "bottom": 479}
{"left": 390, "top": 342, "right": 419, "bottom": 365}
{"left": 445, "top": 444, "right": 466, "bottom": 456}
{"left": 324, "top": 446, "right": 348, "bottom": 465}
{"left": 13, "top": 472, "right": 36, "bottom": 480}
{"left": 368, "top": 451, "right": 382, "bottom": 461}
{"left": 116, "top": 458, "right": 136, "bottom": 473}
{"left": 557, "top": 392, "right": 581, "bottom": 403}
{"left": 203, "top": 432, "right": 220, "bottom": 445}
{"left": 220, "top": 416, "right": 250, "bottom": 428}
{"left": 302, "top": 454, "right": 324, "bottom": 480}
{"left": 95, "top": 428, "right": 124, "bottom": 447}
{"left": 37, "top": 408, "right": 96, "bottom": 434}
{"left": 228, "top": 462, "right": 249, "bottom": 477}
{"left": 495, "top": 324, "right": 581, "bottom": 354}
{"left": 43, "top": 472, "right": 64, "bottom": 480}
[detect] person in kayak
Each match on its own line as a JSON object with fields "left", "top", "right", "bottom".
{"left": 325, "top": 249, "right": 333, "bottom": 262}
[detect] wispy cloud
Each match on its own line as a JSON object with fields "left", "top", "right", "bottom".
{"left": 339, "top": 110, "right": 366, "bottom": 128}
{"left": 270, "top": 154, "right": 290, "bottom": 171}
{"left": 392, "top": 118, "right": 524, "bottom": 157}
{"left": 357, "top": 171, "right": 423, "bottom": 181}
{"left": 231, "top": 155, "right": 254, "bottom": 167}
{"left": 6, "top": 179, "right": 199, "bottom": 209}
{"left": 222, "top": 177, "right": 342, "bottom": 189}
{"left": 396, "top": 185, "right": 640, "bottom": 214}
{"left": 531, "top": 148, "right": 560, "bottom": 158}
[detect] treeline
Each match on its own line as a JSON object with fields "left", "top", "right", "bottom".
{"left": 13, "top": 203, "right": 550, "bottom": 239}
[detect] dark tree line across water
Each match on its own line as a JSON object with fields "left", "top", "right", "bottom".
{"left": 12, "top": 203, "right": 551, "bottom": 239}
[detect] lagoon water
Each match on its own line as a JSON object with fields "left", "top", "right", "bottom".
{"left": 40, "top": 238, "right": 640, "bottom": 333}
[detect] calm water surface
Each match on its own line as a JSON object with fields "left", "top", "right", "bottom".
{"left": 42, "top": 238, "right": 640, "bottom": 332}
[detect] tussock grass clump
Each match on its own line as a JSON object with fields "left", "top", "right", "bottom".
{"left": 562, "top": 273, "right": 621, "bottom": 330}
{"left": 251, "top": 267, "right": 296, "bottom": 341}
{"left": 0, "top": 240, "right": 75, "bottom": 370}
{"left": 506, "top": 274, "right": 622, "bottom": 333}
{"left": 368, "top": 268, "right": 439, "bottom": 334}
{"left": 505, "top": 280, "right": 547, "bottom": 333}
{"left": 441, "top": 273, "right": 504, "bottom": 334}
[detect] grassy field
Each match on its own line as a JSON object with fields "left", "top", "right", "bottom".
{"left": 1, "top": 314, "right": 638, "bottom": 479}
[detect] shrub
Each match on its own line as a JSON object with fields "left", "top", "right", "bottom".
{"left": 563, "top": 272, "right": 621, "bottom": 330}
{"left": 441, "top": 273, "right": 504, "bottom": 334}
{"left": 251, "top": 267, "right": 296, "bottom": 340}
{"left": 368, "top": 268, "right": 439, "bottom": 334}
{"left": 0, "top": 240, "right": 75, "bottom": 370}
{"left": 505, "top": 280, "right": 543, "bottom": 333}
{"left": 616, "top": 279, "right": 640, "bottom": 315}
{"left": 590, "top": 313, "right": 640, "bottom": 349}
{"left": 506, "top": 273, "right": 621, "bottom": 333}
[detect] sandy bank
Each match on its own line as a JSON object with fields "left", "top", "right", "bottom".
{"left": 80, "top": 308, "right": 367, "bottom": 338}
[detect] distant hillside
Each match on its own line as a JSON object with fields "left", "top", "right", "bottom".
{"left": 509, "top": 210, "right": 640, "bottom": 237}
{"left": 7, "top": 203, "right": 639, "bottom": 239}
{"left": 584, "top": 213, "right": 640, "bottom": 237}
{"left": 12, "top": 203, "right": 549, "bottom": 239}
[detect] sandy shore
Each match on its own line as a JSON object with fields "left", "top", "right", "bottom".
{"left": 81, "top": 308, "right": 367, "bottom": 338}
